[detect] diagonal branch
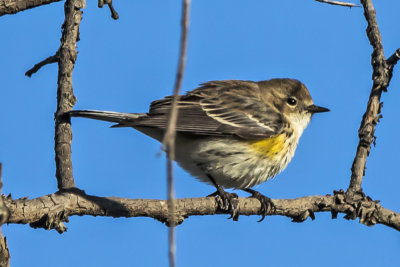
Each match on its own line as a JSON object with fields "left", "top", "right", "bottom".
{"left": 0, "top": 0, "right": 62, "bottom": 16}
{"left": 25, "top": 52, "right": 59, "bottom": 77}
{"left": 348, "top": 0, "right": 398, "bottom": 193}
{"left": 54, "top": 0, "right": 86, "bottom": 190}
{"left": 315, "top": 0, "right": 360, "bottom": 8}
{"left": 4, "top": 190, "right": 400, "bottom": 233}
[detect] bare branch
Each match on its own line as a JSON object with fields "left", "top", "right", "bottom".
{"left": 167, "top": 159, "right": 176, "bottom": 267}
{"left": 162, "top": 0, "right": 191, "bottom": 154}
{"left": 98, "top": 0, "right": 119, "bottom": 20}
{"left": 0, "top": 165, "right": 9, "bottom": 226}
{"left": 386, "top": 48, "right": 400, "bottom": 74}
{"left": 348, "top": 0, "right": 397, "bottom": 193}
{"left": 0, "top": 0, "right": 62, "bottom": 16}
{"left": 315, "top": 0, "right": 360, "bottom": 8}
{"left": 4, "top": 190, "right": 400, "bottom": 233}
{"left": 0, "top": 230, "right": 9, "bottom": 267}
{"left": 161, "top": 0, "right": 191, "bottom": 154}
{"left": 0, "top": 164, "right": 10, "bottom": 267}
{"left": 315, "top": 0, "right": 360, "bottom": 7}
{"left": 160, "top": 1, "right": 191, "bottom": 267}
{"left": 54, "top": 0, "right": 86, "bottom": 190}
{"left": 25, "top": 52, "right": 59, "bottom": 77}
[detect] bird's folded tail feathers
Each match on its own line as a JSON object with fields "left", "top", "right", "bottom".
{"left": 68, "top": 110, "right": 147, "bottom": 127}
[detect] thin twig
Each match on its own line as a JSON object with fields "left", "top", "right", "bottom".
{"left": 167, "top": 159, "right": 176, "bottom": 267}
{"left": 348, "top": 0, "right": 395, "bottom": 194}
{"left": 98, "top": 0, "right": 119, "bottom": 20}
{"left": 315, "top": 0, "right": 360, "bottom": 7}
{"left": 25, "top": 52, "right": 59, "bottom": 77}
{"left": 0, "top": 0, "right": 62, "bottom": 16}
{"left": 161, "top": 1, "right": 190, "bottom": 267}
{"left": 54, "top": 0, "right": 86, "bottom": 190}
{"left": 4, "top": 191, "right": 400, "bottom": 232}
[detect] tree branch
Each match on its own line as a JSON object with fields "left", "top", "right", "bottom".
{"left": 315, "top": 0, "right": 360, "bottom": 8}
{"left": 0, "top": 164, "right": 10, "bottom": 267}
{"left": 4, "top": 190, "right": 400, "bottom": 233}
{"left": 386, "top": 48, "right": 400, "bottom": 77}
{"left": 0, "top": 0, "right": 61, "bottom": 16}
{"left": 25, "top": 52, "right": 59, "bottom": 77}
{"left": 98, "top": 0, "right": 118, "bottom": 20}
{"left": 54, "top": 0, "right": 85, "bottom": 190}
{"left": 0, "top": 230, "right": 9, "bottom": 267}
{"left": 162, "top": 0, "right": 191, "bottom": 153}
{"left": 162, "top": 1, "right": 190, "bottom": 266}
{"left": 348, "top": 0, "right": 397, "bottom": 193}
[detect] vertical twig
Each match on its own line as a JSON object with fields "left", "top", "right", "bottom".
{"left": 0, "top": 164, "right": 10, "bottom": 267}
{"left": 348, "top": 0, "right": 391, "bottom": 193}
{"left": 162, "top": 1, "right": 191, "bottom": 267}
{"left": 54, "top": 0, "right": 86, "bottom": 190}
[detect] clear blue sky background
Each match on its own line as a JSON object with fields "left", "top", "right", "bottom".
{"left": 1, "top": 1, "right": 399, "bottom": 266}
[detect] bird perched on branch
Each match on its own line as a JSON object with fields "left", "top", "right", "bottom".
{"left": 68, "top": 78, "right": 329, "bottom": 221}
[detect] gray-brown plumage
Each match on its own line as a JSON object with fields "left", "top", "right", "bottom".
{"left": 69, "top": 78, "right": 329, "bottom": 221}
{"left": 70, "top": 79, "right": 327, "bottom": 140}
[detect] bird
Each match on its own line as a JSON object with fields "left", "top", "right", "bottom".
{"left": 68, "top": 78, "right": 329, "bottom": 221}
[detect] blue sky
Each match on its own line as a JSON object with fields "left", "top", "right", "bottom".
{"left": 1, "top": 1, "right": 399, "bottom": 266}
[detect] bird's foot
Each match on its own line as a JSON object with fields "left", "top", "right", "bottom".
{"left": 208, "top": 187, "right": 240, "bottom": 221}
{"left": 244, "top": 189, "right": 275, "bottom": 222}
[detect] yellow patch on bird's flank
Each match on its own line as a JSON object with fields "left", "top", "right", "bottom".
{"left": 249, "top": 134, "right": 286, "bottom": 158}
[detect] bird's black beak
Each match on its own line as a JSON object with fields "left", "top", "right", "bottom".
{"left": 306, "top": 104, "right": 330, "bottom": 114}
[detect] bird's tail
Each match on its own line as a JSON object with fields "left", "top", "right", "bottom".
{"left": 68, "top": 110, "right": 147, "bottom": 127}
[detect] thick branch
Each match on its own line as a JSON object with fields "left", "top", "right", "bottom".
{"left": 0, "top": 231, "right": 9, "bottom": 267}
{"left": 4, "top": 190, "right": 400, "bottom": 233}
{"left": 348, "top": 0, "right": 394, "bottom": 193}
{"left": 54, "top": 0, "right": 85, "bottom": 189}
{"left": 0, "top": 165, "right": 9, "bottom": 226}
{"left": 0, "top": 164, "right": 10, "bottom": 267}
{"left": 0, "top": 0, "right": 61, "bottom": 16}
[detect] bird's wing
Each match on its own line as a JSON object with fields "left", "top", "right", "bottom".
{"left": 121, "top": 80, "right": 285, "bottom": 140}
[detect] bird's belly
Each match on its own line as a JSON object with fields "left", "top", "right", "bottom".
{"left": 174, "top": 135, "right": 296, "bottom": 189}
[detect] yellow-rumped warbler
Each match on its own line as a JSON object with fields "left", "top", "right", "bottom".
{"left": 69, "top": 78, "right": 329, "bottom": 220}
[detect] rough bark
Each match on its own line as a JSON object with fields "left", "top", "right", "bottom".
{"left": 54, "top": 0, "right": 86, "bottom": 189}
{"left": 0, "top": 165, "right": 10, "bottom": 267}
{"left": 0, "top": 231, "right": 10, "bottom": 267}
{"left": 0, "top": 0, "right": 61, "bottom": 16}
{"left": 348, "top": 0, "right": 399, "bottom": 194}
{"left": 4, "top": 190, "right": 400, "bottom": 233}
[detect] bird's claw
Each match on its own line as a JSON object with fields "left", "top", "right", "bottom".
{"left": 209, "top": 189, "right": 240, "bottom": 221}
{"left": 245, "top": 189, "right": 275, "bottom": 222}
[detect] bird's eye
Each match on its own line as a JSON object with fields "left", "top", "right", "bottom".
{"left": 287, "top": 97, "right": 297, "bottom": 106}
